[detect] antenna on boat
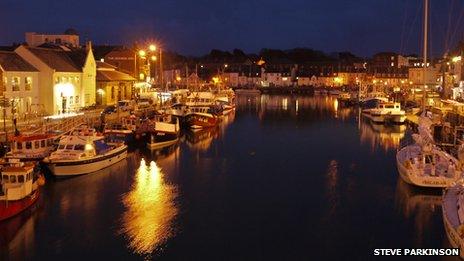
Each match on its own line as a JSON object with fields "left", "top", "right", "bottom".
{"left": 422, "top": 0, "right": 428, "bottom": 112}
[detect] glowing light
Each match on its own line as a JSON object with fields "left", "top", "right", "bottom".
{"left": 97, "top": 88, "right": 104, "bottom": 95}
{"left": 84, "top": 143, "right": 93, "bottom": 151}
{"left": 138, "top": 50, "right": 146, "bottom": 57}
{"left": 119, "top": 159, "right": 178, "bottom": 255}
{"left": 176, "top": 76, "right": 181, "bottom": 82}
{"left": 212, "top": 77, "right": 220, "bottom": 84}
{"left": 452, "top": 56, "right": 462, "bottom": 63}
{"left": 139, "top": 73, "right": 145, "bottom": 80}
{"left": 224, "top": 64, "right": 228, "bottom": 68}
{"left": 150, "top": 55, "right": 157, "bottom": 61}
{"left": 149, "top": 44, "right": 157, "bottom": 52}
{"left": 55, "top": 83, "right": 75, "bottom": 97}
{"left": 282, "top": 77, "right": 288, "bottom": 81}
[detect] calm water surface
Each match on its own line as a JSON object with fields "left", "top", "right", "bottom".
{"left": 0, "top": 95, "right": 455, "bottom": 260}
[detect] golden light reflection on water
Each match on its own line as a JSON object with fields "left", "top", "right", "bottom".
{"left": 358, "top": 115, "right": 406, "bottom": 151}
{"left": 119, "top": 158, "right": 178, "bottom": 255}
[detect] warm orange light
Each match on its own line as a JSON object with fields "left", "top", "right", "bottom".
{"left": 212, "top": 77, "right": 220, "bottom": 84}
{"left": 150, "top": 55, "right": 157, "bottom": 61}
{"left": 149, "top": 44, "right": 156, "bottom": 52}
{"left": 138, "top": 50, "right": 146, "bottom": 57}
{"left": 176, "top": 76, "right": 181, "bottom": 81}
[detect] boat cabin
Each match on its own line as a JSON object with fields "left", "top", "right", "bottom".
{"left": 7, "top": 134, "right": 56, "bottom": 159}
{"left": 0, "top": 161, "right": 35, "bottom": 200}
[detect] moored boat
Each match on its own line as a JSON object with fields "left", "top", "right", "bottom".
{"left": 362, "top": 102, "right": 406, "bottom": 124}
{"left": 6, "top": 134, "right": 57, "bottom": 161}
{"left": 147, "top": 114, "right": 180, "bottom": 150}
{"left": 43, "top": 131, "right": 128, "bottom": 177}
{"left": 442, "top": 183, "right": 464, "bottom": 259}
{"left": 185, "top": 106, "right": 220, "bottom": 129}
{"left": 0, "top": 160, "right": 44, "bottom": 221}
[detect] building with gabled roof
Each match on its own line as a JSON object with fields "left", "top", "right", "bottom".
{"left": 0, "top": 51, "right": 40, "bottom": 117}
{"left": 15, "top": 42, "right": 96, "bottom": 115}
{"left": 95, "top": 61, "right": 135, "bottom": 106}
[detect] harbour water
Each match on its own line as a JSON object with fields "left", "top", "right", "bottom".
{"left": 0, "top": 95, "right": 453, "bottom": 260}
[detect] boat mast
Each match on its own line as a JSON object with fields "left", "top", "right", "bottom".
{"left": 422, "top": 0, "right": 428, "bottom": 111}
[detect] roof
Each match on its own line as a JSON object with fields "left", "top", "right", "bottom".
{"left": 96, "top": 70, "right": 135, "bottom": 82}
{"left": 96, "top": 61, "right": 116, "bottom": 70}
{"left": 0, "top": 51, "right": 38, "bottom": 72}
{"left": 25, "top": 46, "right": 81, "bottom": 72}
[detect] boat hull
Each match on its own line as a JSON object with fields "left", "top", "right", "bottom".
{"left": 442, "top": 188, "right": 464, "bottom": 259}
{"left": 185, "top": 113, "right": 218, "bottom": 129}
{"left": 147, "top": 138, "right": 179, "bottom": 150}
{"left": 45, "top": 145, "right": 128, "bottom": 177}
{"left": 0, "top": 189, "right": 39, "bottom": 222}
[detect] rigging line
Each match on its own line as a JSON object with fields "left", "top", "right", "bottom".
{"left": 448, "top": 3, "right": 464, "bottom": 53}
{"left": 444, "top": 0, "right": 455, "bottom": 52}
{"left": 404, "top": 1, "right": 423, "bottom": 55}
{"left": 399, "top": 0, "right": 409, "bottom": 54}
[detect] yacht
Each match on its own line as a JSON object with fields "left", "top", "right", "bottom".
{"left": 442, "top": 183, "right": 464, "bottom": 259}
{"left": 43, "top": 130, "right": 128, "bottom": 177}
{"left": 147, "top": 114, "right": 180, "bottom": 150}
{"left": 6, "top": 133, "right": 57, "bottom": 161}
{"left": 0, "top": 160, "right": 45, "bottom": 221}
{"left": 396, "top": 115, "right": 462, "bottom": 188}
{"left": 362, "top": 102, "right": 406, "bottom": 124}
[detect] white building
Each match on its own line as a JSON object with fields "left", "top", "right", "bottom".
{"left": 15, "top": 43, "right": 96, "bottom": 115}
{"left": 25, "top": 30, "right": 79, "bottom": 47}
{"left": 0, "top": 51, "right": 40, "bottom": 117}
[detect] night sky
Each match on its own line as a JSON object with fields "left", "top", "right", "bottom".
{"left": 1, "top": 0, "right": 464, "bottom": 57}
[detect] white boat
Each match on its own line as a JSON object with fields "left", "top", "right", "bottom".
{"left": 442, "top": 183, "right": 464, "bottom": 259}
{"left": 362, "top": 102, "right": 406, "bottom": 124}
{"left": 359, "top": 92, "right": 389, "bottom": 107}
{"left": 396, "top": 114, "right": 462, "bottom": 188}
{"left": 147, "top": 114, "right": 180, "bottom": 150}
{"left": 215, "top": 96, "right": 235, "bottom": 115}
{"left": 43, "top": 130, "right": 128, "bottom": 177}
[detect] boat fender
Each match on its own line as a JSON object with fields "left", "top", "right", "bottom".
{"left": 37, "top": 174, "right": 45, "bottom": 186}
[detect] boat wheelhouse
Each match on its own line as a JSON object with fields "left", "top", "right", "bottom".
{"left": 147, "top": 114, "right": 180, "bottom": 150}
{"left": 363, "top": 102, "right": 406, "bottom": 124}
{"left": 6, "top": 134, "right": 57, "bottom": 160}
{"left": 0, "top": 160, "right": 44, "bottom": 221}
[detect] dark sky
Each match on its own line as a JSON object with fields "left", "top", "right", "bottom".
{"left": 1, "top": 0, "right": 464, "bottom": 57}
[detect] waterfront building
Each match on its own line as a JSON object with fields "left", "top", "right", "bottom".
{"left": 96, "top": 61, "right": 136, "bottom": 106}
{"left": 93, "top": 46, "right": 137, "bottom": 78}
{"left": 15, "top": 42, "right": 96, "bottom": 115}
{"left": 408, "top": 65, "right": 440, "bottom": 88}
{"left": 0, "top": 51, "right": 40, "bottom": 117}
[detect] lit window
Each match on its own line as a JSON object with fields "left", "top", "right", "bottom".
{"left": 12, "top": 77, "right": 20, "bottom": 91}
{"left": 75, "top": 96, "right": 79, "bottom": 104}
{"left": 25, "top": 77, "right": 32, "bottom": 91}
{"left": 69, "top": 96, "right": 73, "bottom": 105}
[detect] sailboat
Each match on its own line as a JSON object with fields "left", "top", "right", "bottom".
{"left": 396, "top": 0, "right": 462, "bottom": 188}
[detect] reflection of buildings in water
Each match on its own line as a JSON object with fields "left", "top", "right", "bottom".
{"left": 394, "top": 179, "right": 441, "bottom": 246}
{"left": 185, "top": 127, "right": 219, "bottom": 151}
{"left": 0, "top": 210, "right": 36, "bottom": 260}
{"left": 326, "top": 160, "right": 339, "bottom": 217}
{"left": 358, "top": 116, "right": 406, "bottom": 151}
{"left": 119, "top": 159, "right": 178, "bottom": 255}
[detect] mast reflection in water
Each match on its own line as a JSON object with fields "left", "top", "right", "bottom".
{"left": 119, "top": 158, "right": 178, "bottom": 256}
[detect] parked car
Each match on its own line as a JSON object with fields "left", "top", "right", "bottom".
{"left": 118, "top": 100, "right": 133, "bottom": 111}
{"left": 101, "top": 105, "right": 117, "bottom": 115}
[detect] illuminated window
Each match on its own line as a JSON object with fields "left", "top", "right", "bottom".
{"left": 25, "top": 77, "right": 32, "bottom": 91}
{"left": 69, "top": 96, "right": 73, "bottom": 105}
{"left": 75, "top": 96, "right": 79, "bottom": 104}
{"left": 55, "top": 77, "right": 59, "bottom": 84}
{"left": 12, "top": 77, "right": 20, "bottom": 91}
{"left": 34, "top": 141, "right": 40, "bottom": 148}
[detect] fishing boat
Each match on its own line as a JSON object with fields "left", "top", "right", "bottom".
{"left": 358, "top": 92, "right": 389, "bottom": 108}
{"left": 103, "top": 122, "right": 134, "bottom": 144}
{"left": 185, "top": 106, "right": 221, "bottom": 129}
{"left": 147, "top": 114, "right": 180, "bottom": 150}
{"left": 43, "top": 130, "right": 128, "bottom": 177}
{"left": 185, "top": 91, "right": 216, "bottom": 107}
{"left": 215, "top": 96, "right": 235, "bottom": 116}
{"left": 0, "top": 160, "right": 44, "bottom": 221}
{"left": 5, "top": 133, "right": 57, "bottom": 161}
{"left": 362, "top": 102, "right": 406, "bottom": 124}
{"left": 442, "top": 183, "right": 464, "bottom": 259}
